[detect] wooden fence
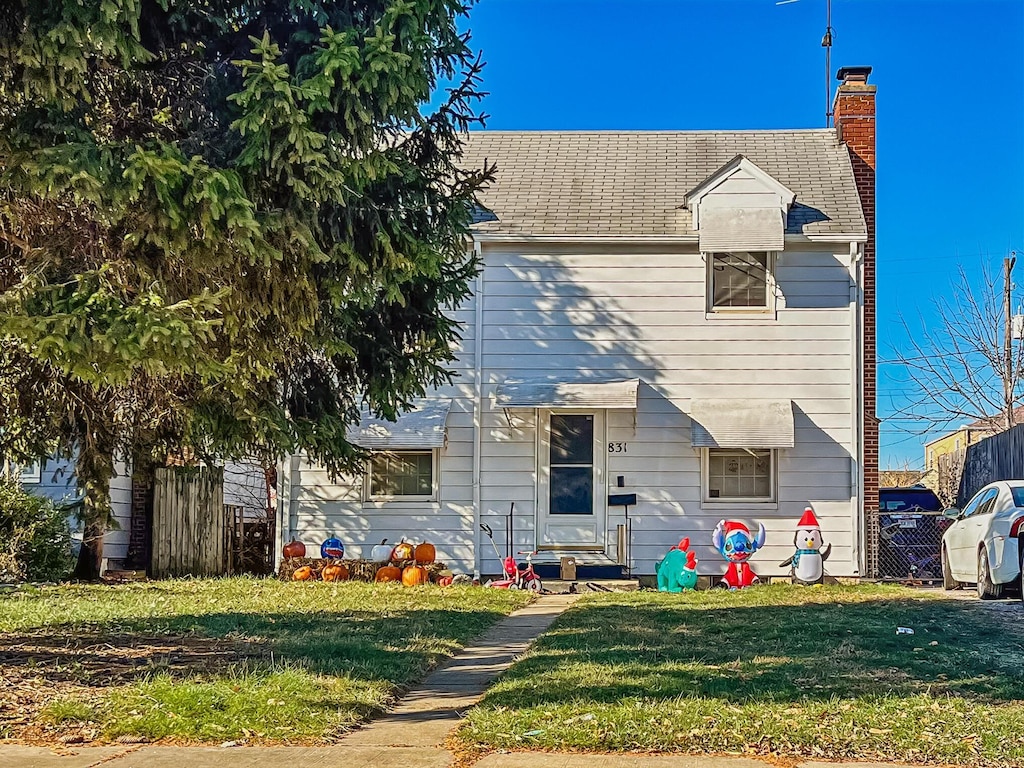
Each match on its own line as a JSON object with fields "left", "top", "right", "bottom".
{"left": 957, "top": 423, "right": 1024, "bottom": 507}
{"left": 151, "top": 467, "right": 230, "bottom": 578}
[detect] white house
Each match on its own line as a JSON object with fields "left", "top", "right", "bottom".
{"left": 277, "top": 67, "right": 879, "bottom": 580}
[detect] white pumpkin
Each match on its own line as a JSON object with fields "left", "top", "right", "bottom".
{"left": 371, "top": 539, "right": 393, "bottom": 562}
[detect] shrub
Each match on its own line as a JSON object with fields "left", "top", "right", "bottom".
{"left": 0, "top": 477, "right": 74, "bottom": 582}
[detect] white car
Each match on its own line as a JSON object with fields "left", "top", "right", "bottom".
{"left": 941, "top": 480, "right": 1024, "bottom": 598}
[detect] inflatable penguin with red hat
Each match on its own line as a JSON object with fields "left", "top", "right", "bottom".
{"left": 779, "top": 507, "right": 832, "bottom": 585}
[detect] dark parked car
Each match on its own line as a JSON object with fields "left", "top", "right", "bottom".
{"left": 878, "top": 485, "right": 949, "bottom": 581}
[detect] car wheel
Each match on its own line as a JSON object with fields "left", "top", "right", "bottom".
{"left": 977, "top": 548, "right": 1003, "bottom": 600}
{"left": 942, "top": 546, "right": 961, "bottom": 591}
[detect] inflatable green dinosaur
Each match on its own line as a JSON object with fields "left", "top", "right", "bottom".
{"left": 655, "top": 537, "right": 699, "bottom": 592}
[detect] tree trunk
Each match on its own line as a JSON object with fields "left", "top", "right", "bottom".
{"left": 71, "top": 436, "right": 116, "bottom": 582}
{"left": 72, "top": 520, "right": 105, "bottom": 580}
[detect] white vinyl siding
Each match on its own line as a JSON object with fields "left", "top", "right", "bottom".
{"left": 284, "top": 241, "right": 860, "bottom": 578}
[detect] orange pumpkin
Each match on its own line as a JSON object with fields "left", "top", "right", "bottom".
{"left": 292, "top": 565, "right": 314, "bottom": 581}
{"left": 283, "top": 540, "right": 306, "bottom": 559}
{"left": 414, "top": 542, "right": 436, "bottom": 564}
{"left": 402, "top": 565, "right": 430, "bottom": 587}
{"left": 391, "top": 540, "right": 415, "bottom": 561}
{"left": 375, "top": 565, "right": 403, "bottom": 583}
{"left": 322, "top": 564, "right": 349, "bottom": 582}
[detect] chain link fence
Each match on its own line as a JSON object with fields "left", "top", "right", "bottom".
{"left": 874, "top": 508, "right": 951, "bottom": 584}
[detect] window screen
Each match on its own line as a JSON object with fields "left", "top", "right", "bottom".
{"left": 368, "top": 451, "right": 433, "bottom": 497}
{"left": 706, "top": 449, "right": 772, "bottom": 499}
{"left": 711, "top": 252, "right": 769, "bottom": 308}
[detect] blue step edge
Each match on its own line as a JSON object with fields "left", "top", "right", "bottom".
{"left": 533, "top": 563, "right": 629, "bottom": 580}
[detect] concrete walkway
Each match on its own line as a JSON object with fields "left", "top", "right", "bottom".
{"left": 343, "top": 591, "right": 580, "bottom": 749}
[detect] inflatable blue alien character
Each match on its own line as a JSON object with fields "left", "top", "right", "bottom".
{"left": 712, "top": 519, "right": 766, "bottom": 589}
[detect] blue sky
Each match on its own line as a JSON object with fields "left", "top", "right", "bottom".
{"left": 459, "top": 0, "right": 1024, "bottom": 468}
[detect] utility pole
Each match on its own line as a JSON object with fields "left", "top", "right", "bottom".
{"left": 1005, "top": 253, "right": 1017, "bottom": 430}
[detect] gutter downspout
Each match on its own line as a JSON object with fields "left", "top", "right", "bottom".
{"left": 275, "top": 454, "right": 292, "bottom": 571}
{"left": 472, "top": 238, "right": 484, "bottom": 580}
{"left": 849, "top": 240, "right": 864, "bottom": 574}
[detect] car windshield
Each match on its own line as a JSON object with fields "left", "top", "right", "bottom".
{"left": 1010, "top": 487, "right": 1024, "bottom": 508}
{"left": 878, "top": 487, "right": 943, "bottom": 512}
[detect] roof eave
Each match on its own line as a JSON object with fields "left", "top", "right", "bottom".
{"left": 471, "top": 232, "right": 867, "bottom": 244}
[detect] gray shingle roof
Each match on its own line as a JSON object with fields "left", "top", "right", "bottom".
{"left": 460, "top": 130, "right": 866, "bottom": 238}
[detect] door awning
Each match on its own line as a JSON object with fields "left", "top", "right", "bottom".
{"left": 690, "top": 399, "right": 795, "bottom": 449}
{"left": 698, "top": 207, "right": 784, "bottom": 252}
{"left": 347, "top": 399, "right": 453, "bottom": 450}
{"left": 496, "top": 378, "right": 640, "bottom": 409}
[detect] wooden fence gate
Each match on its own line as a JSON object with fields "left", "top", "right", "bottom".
{"left": 151, "top": 467, "right": 230, "bottom": 578}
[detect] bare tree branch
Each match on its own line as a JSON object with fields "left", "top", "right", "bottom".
{"left": 888, "top": 256, "right": 1023, "bottom": 435}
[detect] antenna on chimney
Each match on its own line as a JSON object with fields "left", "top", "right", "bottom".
{"left": 822, "top": 0, "right": 834, "bottom": 127}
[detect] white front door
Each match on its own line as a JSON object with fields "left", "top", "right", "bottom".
{"left": 538, "top": 411, "right": 606, "bottom": 549}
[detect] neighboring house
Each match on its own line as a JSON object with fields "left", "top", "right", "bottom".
{"left": 14, "top": 454, "right": 263, "bottom": 574}
{"left": 223, "top": 459, "right": 274, "bottom": 521}
{"left": 923, "top": 406, "right": 1024, "bottom": 472}
{"left": 13, "top": 456, "right": 77, "bottom": 505}
{"left": 14, "top": 456, "right": 133, "bottom": 569}
{"left": 924, "top": 427, "right": 984, "bottom": 474}
{"left": 277, "top": 67, "right": 879, "bottom": 579}
{"left": 879, "top": 469, "right": 927, "bottom": 488}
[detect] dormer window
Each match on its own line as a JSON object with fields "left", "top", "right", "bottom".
{"left": 685, "top": 156, "right": 792, "bottom": 318}
{"left": 711, "top": 251, "right": 770, "bottom": 308}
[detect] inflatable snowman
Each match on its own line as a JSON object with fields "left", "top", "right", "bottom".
{"left": 779, "top": 507, "right": 832, "bottom": 585}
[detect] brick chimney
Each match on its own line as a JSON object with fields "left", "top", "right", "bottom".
{"left": 834, "top": 65, "right": 877, "bottom": 573}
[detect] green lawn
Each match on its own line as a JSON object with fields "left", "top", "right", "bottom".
{"left": 458, "top": 585, "right": 1024, "bottom": 766}
{"left": 0, "top": 578, "right": 532, "bottom": 744}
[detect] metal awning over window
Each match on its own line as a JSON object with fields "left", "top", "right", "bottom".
{"left": 495, "top": 378, "right": 640, "bottom": 409}
{"left": 690, "top": 399, "right": 794, "bottom": 449}
{"left": 698, "top": 207, "right": 784, "bottom": 252}
{"left": 347, "top": 399, "right": 453, "bottom": 450}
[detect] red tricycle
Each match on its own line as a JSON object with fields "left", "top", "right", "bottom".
{"left": 480, "top": 520, "right": 543, "bottom": 592}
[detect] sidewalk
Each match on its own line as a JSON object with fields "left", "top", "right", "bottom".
{"left": 0, "top": 744, "right": 924, "bottom": 768}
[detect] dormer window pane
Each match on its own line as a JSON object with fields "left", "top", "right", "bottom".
{"left": 712, "top": 251, "right": 768, "bottom": 308}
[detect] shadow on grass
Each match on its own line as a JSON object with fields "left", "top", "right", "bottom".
{"left": 0, "top": 607, "right": 508, "bottom": 688}
{"left": 0, "top": 581, "right": 531, "bottom": 742}
{"left": 489, "top": 595, "right": 1024, "bottom": 706}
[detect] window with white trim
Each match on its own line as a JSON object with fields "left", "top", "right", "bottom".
{"left": 708, "top": 251, "right": 774, "bottom": 310}
{"left": 703, "top": 448, "right": 775, "bottom": 502}
{"left": 366, "top": 451, "right": 436, "bottom": 500}
{"left": 19, "top": 461, "right": 41, "bottom": 484}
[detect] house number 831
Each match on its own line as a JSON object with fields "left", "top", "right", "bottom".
{"left": 608, "top": 442, "right": 627, "bottom": 453}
